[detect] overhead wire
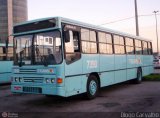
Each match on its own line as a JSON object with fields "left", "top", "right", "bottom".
{"left": 98, "top": 13, "right": 160, "bottom": 26}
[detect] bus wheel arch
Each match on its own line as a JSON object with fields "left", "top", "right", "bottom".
{"left": 90, "top": 72, "right": 101, "bottom": 88}
{"left": 85, "top": 73, "right": 100, "bottom": 99}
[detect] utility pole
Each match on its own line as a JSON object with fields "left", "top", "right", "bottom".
{"left": 134, "top": 0, "right": 139, "bottom": 36}
{"left": 153, "top": 11, "right": 159, "bottom": 55}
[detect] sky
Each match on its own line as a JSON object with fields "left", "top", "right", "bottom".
{"left": 28, "top": 0, "right": 160, "bottom": 52}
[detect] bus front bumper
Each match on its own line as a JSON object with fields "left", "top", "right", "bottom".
{"left": 11, "top": 84, "right": 66, "bottom": 97}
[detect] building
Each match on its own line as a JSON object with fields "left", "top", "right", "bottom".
{"left": 0, "top": 0, "right": 28, "bottom": 43}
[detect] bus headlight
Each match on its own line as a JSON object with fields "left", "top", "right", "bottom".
{"left": 51, "top": 79, "right": 55, "bottom": 83}
{"left": 46, "top": 78, "right": 50, "bottom": 83}
{"left": 15, "top": 78, "right": 19, "bottom": 82}
{"left": 19, "top": 77, "right": 23, "bottom": 82}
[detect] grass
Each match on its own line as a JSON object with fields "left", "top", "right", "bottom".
{"left": 143, "top": 74, "right": 160, "bottom": 81}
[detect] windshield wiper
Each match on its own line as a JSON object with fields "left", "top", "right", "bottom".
{"left": 19, "top": 51, "right": 25, "bottom": 67}
{"left": 18, "top": 40, "right": 28, "bottom": 67}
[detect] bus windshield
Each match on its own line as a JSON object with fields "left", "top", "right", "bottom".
{"left": 14, "top": 31, "right": 62, "bottom": 66}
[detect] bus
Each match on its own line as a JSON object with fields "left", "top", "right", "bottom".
{"left": 11, "top": 17, "right": 153, "bottom": 99}
{"left": 0, "top": 43, "right": 13, "bottom": 84}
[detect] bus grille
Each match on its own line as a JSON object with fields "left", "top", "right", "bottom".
{"left": 23, "top": 87, "right": 42, "bottom": 93}
{"left": 23, "top": 77, "right": 44, "bottom": 83}
{"left": 19, "top": 69, "right": 37, "bottom": 74}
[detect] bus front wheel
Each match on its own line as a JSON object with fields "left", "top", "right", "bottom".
{"left": 86, "top": 75, "right": 99, "bottom": 99}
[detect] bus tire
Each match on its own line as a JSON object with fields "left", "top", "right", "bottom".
{"left": 134, "top": 69, "right": 142, "bottom": 84}
{"left": 86, "top": 75, "right": 99, "bottom": 100}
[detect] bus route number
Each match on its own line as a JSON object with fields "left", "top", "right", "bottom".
{"left": 87, "top": 60, "right": 97, "bottom": 69}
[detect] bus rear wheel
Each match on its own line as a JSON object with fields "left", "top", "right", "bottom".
{"left": 133, "top": 69, "right": 142, "bottom": 84}
{"left": 86, "top": 75, "right": 99, "bottom": 99}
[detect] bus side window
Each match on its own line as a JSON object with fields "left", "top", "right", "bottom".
{"left": 65, "top": 30, "right": 81, "bottom": 64}
{"left": 0, "top": 47, "right": 3, "bottom": 60}
{"left": 2, "top": 47, "right": 7, "bottom": 60}
{"left": 142, "top": 41, "right": 148, "bottom": 55}
{"left": 148, "top": 42, "right": 152, "bottom": 55}
{"left": 7, "top": 47, "right": 14, "bottom": 60}
{"left": 125, "top": 37, "right": 134, "bottom": 55}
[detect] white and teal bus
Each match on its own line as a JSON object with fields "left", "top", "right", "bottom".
{"left": 0, "top": 43, "right": 13, "bottom": 84}
{"left": 11, "top": 17, "right": 153, "bottom": 99}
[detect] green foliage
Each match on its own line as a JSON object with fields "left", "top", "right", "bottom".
{"left": 143, "top": 74, "right": 160, "bottom": 81}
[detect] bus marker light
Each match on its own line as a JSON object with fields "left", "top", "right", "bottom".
{"left": 49, "top": 69, "right": 54, "bottom": 73}
{"left": 46, "top": 79, "right": 50, "bottom": 83}
{"left": 57, "top": 78, "right": 63, "bottom": 84}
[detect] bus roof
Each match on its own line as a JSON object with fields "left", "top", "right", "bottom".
{"left": 14, "top": 16, "right": 152, "bottom": 42}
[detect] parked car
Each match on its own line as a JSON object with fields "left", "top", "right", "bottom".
{"left": 153, "top": 59, "right": 160, "bottom": 69}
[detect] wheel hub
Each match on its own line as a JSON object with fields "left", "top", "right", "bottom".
{"left": 89, "top": 80, "right": 97, "bottom": 95}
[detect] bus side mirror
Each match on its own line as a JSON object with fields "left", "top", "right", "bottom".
{"left": 64, "top": 30, "right": 70, "bottom": 42}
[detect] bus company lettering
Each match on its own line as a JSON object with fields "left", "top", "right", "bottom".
{"left": 129, "top": 58, "right": 142, "bottom": 64}
{"left": 87, "top": 60, "right": 97, "bottom": 69}
{"left": 65, "top": 25, "right": 78, "bottom": 30}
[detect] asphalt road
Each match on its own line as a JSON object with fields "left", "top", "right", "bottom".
{"left": 0, "top": 81, "right": 160, "bottom": 118}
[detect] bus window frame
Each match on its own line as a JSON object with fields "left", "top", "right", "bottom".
{"left": 113, "top": 34, "right": 126, "bottom": 55}
{"left": 81, "top": 28, "right": 98, "bottom": 54}
{"left": 63, "top": 24, "right": 82, "bottom": 65}
{"left": 98, "top": 31, "right": 114, "bottom": 55}
{"left": 13, "top": 29, "right": 63, "bottom": 66}
{"left": 142, "top": 41, "right": 149, "bottom": 55}
{"left": 134, "top": 39, "right": 143, "bottom": 55}
{"left": 125, "top": 37, "right": 135, "bottom": 55}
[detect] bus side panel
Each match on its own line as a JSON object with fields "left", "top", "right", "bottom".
{"left": 65, "top": 58, "right": 83, "bottom": 96}
{"left": 99, "top": 55, "right": 114, "bottom": 71}
{"left": 65, "top": 76, "right": 82, "bottom": 97}
{"left": 65, "top": 60, "right": 83, "bottom": 76}
{"left": 142, "top": 67, "right": 149, "bottom": 76}
{"left": 0, "top": 61, "right": 13, "bottom": 83}
{"left": 82, "top": 54, "right": 99, "bottom": 74}
{"left": 142, "top": 55, "right": 148, "bottom": 76}
{"left": 0, "top": 73, "right": 12, "bottom": 83}
{"left": 149, "top": 55, "right": 154, "bottom": 74}
{"left": 66, "top": 74, "right": 95, "bottom": 96}
{"left": 81, "top": 75, "right": 88, "bottom": 93}
{"left": 135, "top": 55, "right": 143, "bottom": 68}
{"left": 142, "top": 55, "right": 153, "bottom": 76}
{"left": 114, "top": 55, "right": 127, "bottom": 83}
{"left": 126, "top": 55, "right": 143, "bottom": 80}
{"left": 99, "top": 55, "right": 114, "bottom": 87}
{"left": 100, "top": 72, "right": 114, "bottom": 87}
{"left": 114, "top": 55, "right": 126, "bottom": 69}
{"left": 114, "top": 70, "right": 127, "bottom": 83}
{"left": 127, "top": 68, "right": 137, "bottom": 80}
{"left": 0, "top": 61, "right": 13, "bottom": 73}
{"left": 126, "top": 55, "right": 137, "bottom": 80}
